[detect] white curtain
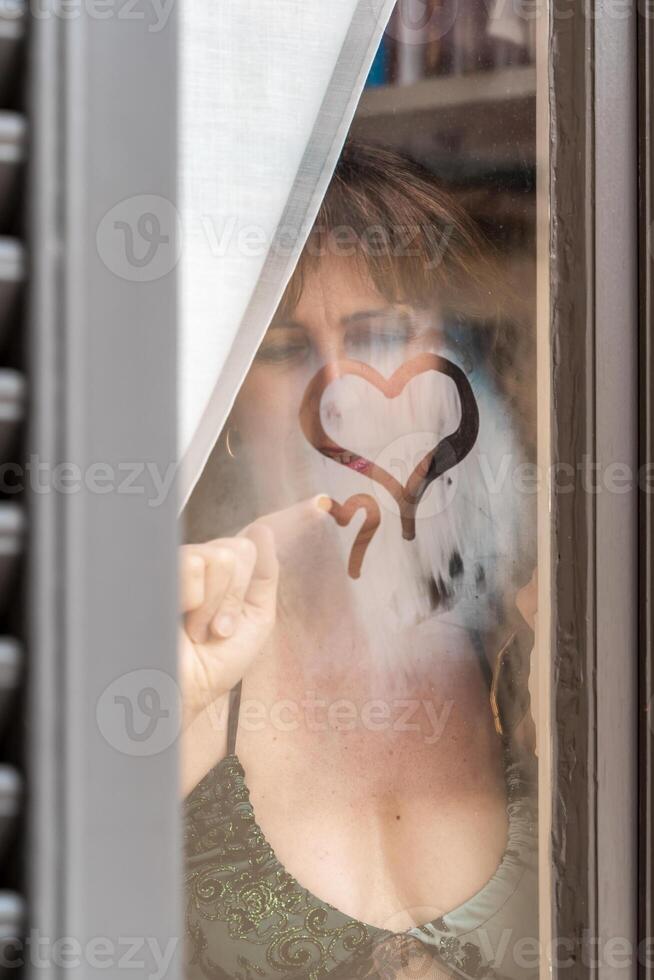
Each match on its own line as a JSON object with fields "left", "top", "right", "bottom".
{"left": 179, "top": 0, "right": 396, "bottom": 508}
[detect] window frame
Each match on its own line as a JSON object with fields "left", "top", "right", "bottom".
{"left": 639, "top": 2, "right": 654, "bottom": 977}
{"left": 548, "top": 1, "right": 639, "bottom": 977}
{"left": 27, "top": 3, "right": 180, "bottom": 978}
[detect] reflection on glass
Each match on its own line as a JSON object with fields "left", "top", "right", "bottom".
{"left": 181, "top": 7, "right": 539, "bottom": 978}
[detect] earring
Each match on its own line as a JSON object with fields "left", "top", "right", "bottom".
{"left": 225, "top": 427, "right": 240, "bottom": 459}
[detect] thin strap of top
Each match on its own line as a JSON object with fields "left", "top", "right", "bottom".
{"left": 225, "top": 632, "right": 493, "bottom": 756}
{"left": 226, "top": 680, "right": 243, "bottom": 756}
{"left": 471, "top": 629, "right": 493, "bottom": 688}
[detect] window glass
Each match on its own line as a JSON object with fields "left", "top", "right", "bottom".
{"left": 181, "top": 4, "right": 543, "bottom": 977}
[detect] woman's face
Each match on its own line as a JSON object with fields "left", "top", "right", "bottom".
{"left": 218, "top": 254, "right": 529, "bottom": 650}
{"left": 232, "top": 255, "right": 441, "bottom": 509}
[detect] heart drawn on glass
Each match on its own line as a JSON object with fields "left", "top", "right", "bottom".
{"left": 300, "top": 353, "right": 479, "bottom": 577}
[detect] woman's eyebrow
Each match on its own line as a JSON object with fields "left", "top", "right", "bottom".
{"left": 340, "top": 307, "right": 399, "bottom": 326}
{"left": 268, "top": 318, "right": 304, "bottom": 330}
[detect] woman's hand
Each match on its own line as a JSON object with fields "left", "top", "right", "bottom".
{"left": 179, "top": 522, "right": 279, "bottom": 733}
{"left": 179, "top": 495, "right": 331, "bottom": 795}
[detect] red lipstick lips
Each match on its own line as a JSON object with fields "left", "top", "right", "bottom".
{"left": 320, "top": 445, "right": 371, "bottom": 474}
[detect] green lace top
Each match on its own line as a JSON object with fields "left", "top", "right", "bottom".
{"left": 184, "top": 725, "right": 538, "bottom": 980}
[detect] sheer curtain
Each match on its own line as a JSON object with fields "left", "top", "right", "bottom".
{"left": 179, "top": 0, "right": 396, "bottom": 506}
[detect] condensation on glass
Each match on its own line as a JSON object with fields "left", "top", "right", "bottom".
{"left": 180, "top": 3, "right": 547, "bottom": 978}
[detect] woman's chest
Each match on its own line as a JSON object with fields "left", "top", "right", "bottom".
{"left": 236, "top": 676, "right": 509, "bottom": 930}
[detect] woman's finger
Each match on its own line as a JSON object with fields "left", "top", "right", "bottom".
{"left": 184, "top": 543, "right": 236, "bottom": 644}
{"left": 209, "top": 537, "right": 257, "bottom": 639}
{"left": 241, "top": 523, "right": 279, "bottom": 619}
{"left": 180, "top": 550, "right": 206, "bottom": 614}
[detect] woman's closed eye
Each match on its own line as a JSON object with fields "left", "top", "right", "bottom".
{"left": 255, "top": 327, "right": 311, "bottom": 365}
{"left": 254, "top": 308, "right": 429, "bottom": 367}
{"left": 345, "top": 327, "right": 412, "bottom": 355}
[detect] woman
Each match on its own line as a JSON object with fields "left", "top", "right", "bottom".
{"left": 181, "top": 141, "right": 538, "bottom": 980}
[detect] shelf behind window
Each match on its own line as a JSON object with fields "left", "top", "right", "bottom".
{"left": 358, "top": 65, "right": 536, "bottom": 118}
{"left": 353, "top": 65, "right": 536, "bottom": 179}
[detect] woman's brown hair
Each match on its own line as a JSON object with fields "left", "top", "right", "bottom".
{"left": 278, "top": 139, "right": 506, "bottom": 325}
